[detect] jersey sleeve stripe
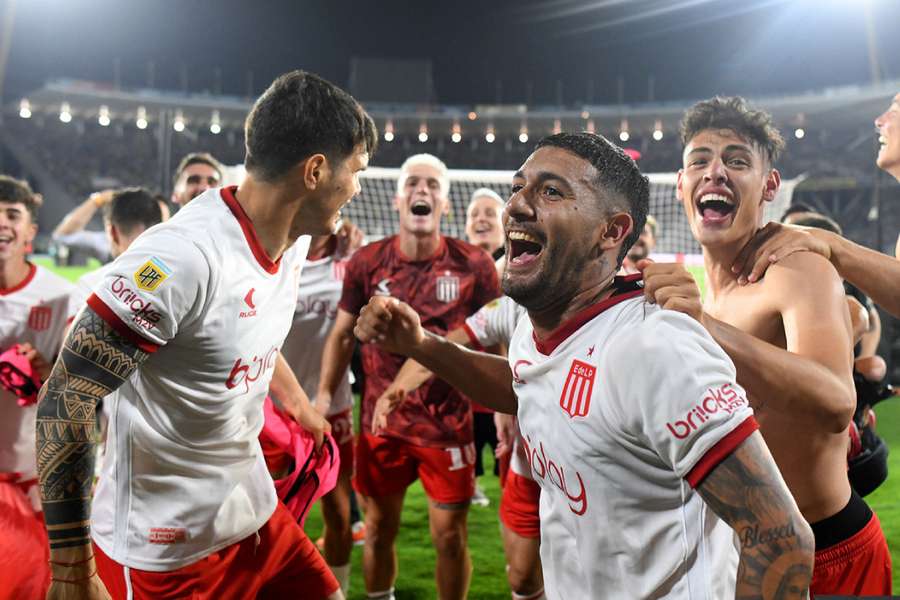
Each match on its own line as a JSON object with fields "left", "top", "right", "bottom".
{"left": 86, "top": 294, "right": 160, "bottom": 354}
{"left": 461, "top": 322, "right": 486, "bottom": 352}
{"left": 684, "top": 415, "right": 759, "bottom": 488}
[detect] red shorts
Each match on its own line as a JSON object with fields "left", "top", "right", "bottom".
{"left": 0, "top": 478, "right": 49, "bottom": 600}
{"left": 94, "top": 502, "right": 338, "bottom": 600}
{"left": 499, "top": 471, "right": 541, "bottom": 539}
{"left": 811, "top": 511, "right": 892, "bottom": 596}
{"left": 328, "top": 409, "right": 354, "bottom": 477}
{"left": 353, "top": 432, "right": 475, "bottom": 505}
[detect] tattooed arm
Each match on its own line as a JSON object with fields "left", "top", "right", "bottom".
{"left": 696, "top": 431, "right": 814, "bottom": 599}
{"left": 36, "top": 306, "right": 150, "bottom": 598}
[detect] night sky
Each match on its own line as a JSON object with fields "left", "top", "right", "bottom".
{"left": 4, "top": 0, "right": 900, "bottom": 106}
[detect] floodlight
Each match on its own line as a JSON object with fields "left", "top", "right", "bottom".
{"left": 19, "top": 99, "right": 31, "bottom": 119}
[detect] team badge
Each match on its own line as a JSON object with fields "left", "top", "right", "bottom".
{"left": 133, "top": 256, "right": 172, "bottom": 292}
{"left": 559, "top": 359, "right": 596, "bottom": 418}
{"left": 436, "top": 272, "right": 460, "bottom": 303}
{"left": 27, "top": 306, "right": 52, "bottom": 331}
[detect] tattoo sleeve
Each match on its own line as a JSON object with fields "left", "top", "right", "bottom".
{"left": 696, "top": 431, "right": 815, "bottom": 600}
{"left": 36, "top": 307, "right": 150, "bottom": 549}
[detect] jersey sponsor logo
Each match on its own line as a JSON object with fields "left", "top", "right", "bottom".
{"left": 666, "top": 382, "right": 747, "bottom": 440}
{"left": 296, "top": 297, "right": 338, "bottom": 320}
{"left": 375, "top": 278, "right": 391, "bottom": 296}
{"left": 512, "top": 359, "right": 532, "bottom": 384}
{"left": 110, "top": 276, "right": 163, "bottom": 329}
{"left": 240, "top": 288, "right": 257, "bottom": 318}
{"left": 560, "top": 359, "right": 596, "bottom": 418}
{"left": 225, "top": 345, "right": 279, "bottom": 395}
{"left": 148, "top": 527, "right": 187, "bottom": 544}
{"left": 27, "top": 305, "right": 52, "bottom": 331}
{"left": 436, "top": 273, "right": 460, "bottom": 303}
{"left": 522, "top": 435, "right": 587, "bottom": 516}
{"left": 133, "top": 256, "right": 172, "bottom": 292}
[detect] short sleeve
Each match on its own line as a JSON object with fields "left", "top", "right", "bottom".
{"left": 604, "top": 309, "right": 757, "bottom": 488}
{"left": 337, "top": 250, "right": 369, "bottom": 315}
{"left": 88, "top": 229, "right": 211, "bottom": 352}
{"left": 463, "top": 296, "right": 521, "bottom": 349}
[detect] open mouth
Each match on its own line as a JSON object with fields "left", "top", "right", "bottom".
{"left": 696, "top": 193, "right": 735, "bottom": 224}
{"left": 507, "top": 230, "right": 544, "bottom": 266}
{"left": 411, "top": 200, "right": 432, "bottom": 216}
{"left": 473, "top": 224, "right": 493, "bottom": 234}
{"left": 879, "top": 134, "right": 888, "bottom": 148}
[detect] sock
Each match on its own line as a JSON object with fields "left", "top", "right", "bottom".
{"left": 331, "top": 563, "right": 351, "bottom": 595}
{"left": 512, "top": 589, "right": 545, "bottom": 600}
{"left": 367, "top": 588, "right": 395, "bottom": 600}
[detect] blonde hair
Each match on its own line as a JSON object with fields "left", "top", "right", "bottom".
{"left": 397, "top": 154, "right": 450, "bottom": 197}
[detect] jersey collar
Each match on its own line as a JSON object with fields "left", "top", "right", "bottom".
{"left": 0, "top": 262, "right": 37, "bottom": 296}
{"left": 220, "top": 186, "right": 281, "bottom": 274}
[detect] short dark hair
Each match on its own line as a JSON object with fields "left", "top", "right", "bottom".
{"left": 680, "top": 96, "right": 785, "bottom": 165}
{"left": 244, "top": 70, "right": 378, "bottom": 182}
{"left": 788, "top": 212, "right": 843, "bottom": 235}
{"left": 0, "top": 175, "right": 41, "bottom": 221}
{"left": 780, "top": 202, "right": 816, "bottom": 222}
{"left": 535, "top": 132, "right": 649, "bottom": 267}
{"left": 173, "top": 152, "right": 224, "bottom": 186}
{"left": 103, "top": 188, "right": 163, "bottom": 234}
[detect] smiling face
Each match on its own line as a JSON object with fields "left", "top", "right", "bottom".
{"left": 299, "top": 143, "right": 369, "bottom": 237}
{"left": 875, "top": 93, "right": 900, "bottom": 180}
{"left": 502, "top": 146, "right": 626, "bottom": 312}
{"left": 465, "top": 195, "right": 505, "bottom": 254}
{"left": 173, "top": 162, "right": 221, "bottom": 206}
{"left": 677, "top": 128, "right": 780, "bottom": 250}
{"left": 0, "top": 200, "right": 37, "bottom": 265}
{"left": 394, "top": 162, "right": 448, "bottom": 235}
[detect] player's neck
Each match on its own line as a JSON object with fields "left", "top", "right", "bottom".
{"left": 701, "top": 241, "right": 745, "bottom": 297}
{"left": 307, "top": 235, "right": 336, "bottom": 260}
{"left": 397, "top": 230, "right": 441, "bottom": 261}
{"left": 234, "top": 178, "right": 300, "bottom": 261}
{"left": 0, "top": 258, "right": 32, "bottom": 291}
{"left": 529, "top": 271, "right": 617, "bottom": 341}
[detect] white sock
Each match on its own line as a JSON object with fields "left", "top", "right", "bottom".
{"left": 331, "top": 563, "right": 351, "bottom": 595}
{"left": 367, "top": 589, "right": 395, "bottom": 600}
{"left": 512, "top": 589, "right": 545, "bottom": 600}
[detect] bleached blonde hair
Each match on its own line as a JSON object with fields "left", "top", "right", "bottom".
{"left": 396, "top": 153, "right": 450, "bottom": 197}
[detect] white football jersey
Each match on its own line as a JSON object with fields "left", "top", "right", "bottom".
{"left": 280, "top": 252, "right": 352, "bottom": 416}
{"left": 510, "top": 280, "right": 755, "bottom": 599}
{"left": 68, "top": 262, "right": 110, "bottom": 321}
{"left": 87, "top": 187, "right": 310, "bottom": 571}
{"left": 0, "top": 265, "right": 74, "bottom": 487}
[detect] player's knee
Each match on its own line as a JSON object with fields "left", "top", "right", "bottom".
{"left": 431, "top": 523, "right": 467, "bottom": 558}
{"left": 365, "top": 515, "right": 400, "bottom": 549}
{"left": 507, "top": 562, "right": 541, "bottom": 594}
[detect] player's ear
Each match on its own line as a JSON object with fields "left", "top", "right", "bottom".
{"left": 597, "top": 212, "right": 633, "bottom": 256}
{"left": 302, "top": 154, "right": 328, "bottom": 191}
{"left": 675, "top": 169, "right": 686, "bottom": 201}
{"left": 762, "top": 168, "right": 781, "bottom": 203}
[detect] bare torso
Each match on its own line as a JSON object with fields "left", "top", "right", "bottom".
{"left": 705, "top": 280, "right": 852, "bottom": 523}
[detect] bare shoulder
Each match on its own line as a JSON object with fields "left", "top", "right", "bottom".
{"left": 760, "top": 250, "right": 844, "bottom": 303}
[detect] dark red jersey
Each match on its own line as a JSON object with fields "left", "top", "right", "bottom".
{"left": 339, "top": 236, "right": 500, "bottom": 446}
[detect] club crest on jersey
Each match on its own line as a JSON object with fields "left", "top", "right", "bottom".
{"left": 27, "top": 305, "right": 52, "bottom": 331}
{"left": 436, "top": 273, "right": 460, "bottom": 303}
{"left": 133, "top": 256, "right": 172, "bottom": 292}
{"left": 559, "top": 359, "right": 596, "bottom": 418}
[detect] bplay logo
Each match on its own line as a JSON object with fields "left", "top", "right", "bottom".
{"left": 522, "top": 435, "right": 587, "bottom": 516}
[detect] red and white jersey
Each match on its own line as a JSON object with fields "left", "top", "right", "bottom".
{"left": 87, "top": 187, "right": 310, "bottom": 571}
{"left": 510, "top": 276, "right": 756, "bottom": 599}
{"left": 0, "top": 264, "right": 74, "bottom": 484}
{"left": 280, "top": 251, "right": 353, "bottom": 417}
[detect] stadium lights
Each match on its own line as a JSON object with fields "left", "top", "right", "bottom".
{"left": 210, "top": 110, "right": 222, "bottom": 134}
{"left": 485, "top": 124, "right": 495, "bottom": 144}
{"left": 173, "top": 110, "right": 185, "bottom": 133}
{"left": 519, "top": 121, "right": 529, "bottom": 143}
{"left": 794, "top": 128, "right": 805, "bottom": 140}
{"left": 451, "top": 120, "right": 462, "bottom": 143}
{"left": 652, "top": 120, "right": 664, "bottom": 141}
{"left": 581, "top": 110, "right": 590, "bottom": 120}
{"left": 468, "top": 111, "right": 477, "bottom": 121}
{"left": 18, "top": 99, "right": 31, "bottom": 119}
{"left": 59, "top": 102, "right": 72, "bottom": 123}
{"left": 384, "top": 119, "right": 395, "bottom": 142}
{"left": 98, "top": 105, "right": 111, "bottom": 127}
{"left": 619, "top": 118, "right": 630, "bottom": 142}
{"left": 136, "top": 106, "right": 148, "bottom": 130}
{"left": 418, "top": 123, "right": 428, "bottom": 143}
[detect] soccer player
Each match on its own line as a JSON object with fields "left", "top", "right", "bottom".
{"left": 619, "top": 214, "right": 657, "bottom": 274}
{"left": 318, "top": 153, "right": 500, "bottom": 600}
{"left": 170, "top": 152, "right": 224, "bottom": 207}
{"left": 353, "top": 132, "right": 814, "bottom": 598}
{"left": 465, "top": 187, "right": 506, "bottom": 259}
{"left": 732, "top": 91, "right": 900, "bottom": 318}
{"left": 643, "top": 96, "right": 890, "bottom": 595}
{"left": 35, "top": 70, "right": 376, "bottom": 600}
{"left": 279, "top": 229, "right": 361, "bottom": 595}
{"left": 0, "top": 176, "right": 74, "bottom": 599}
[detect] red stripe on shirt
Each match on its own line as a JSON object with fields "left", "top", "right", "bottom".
{"left": 86, "top": 294, "right": 159, "bottom": 354}
{"left": 685, "top": 415, "right": 759, "bottom": 488}
{"left": 461, "top": 322, "right": 486, "bottom": 352}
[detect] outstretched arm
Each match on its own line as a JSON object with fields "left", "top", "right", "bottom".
{"left": 354, "top": 296, "right": 517, "bottom": 414}
{"left": 37, "top": 306, "right": 149, "bottom": 597}
{"left": 696, "top": 431, "right": 814, "bottom": 599}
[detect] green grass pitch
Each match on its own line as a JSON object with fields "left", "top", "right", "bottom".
{"left": 43, "top": 259, "right": 896, "bottom": 596}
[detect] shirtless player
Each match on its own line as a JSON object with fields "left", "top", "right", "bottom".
{"left": 643, "top": 96, "right": 890, "bottom": 595}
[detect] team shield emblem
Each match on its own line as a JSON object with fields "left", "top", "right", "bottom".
{"left": 27, "top": 306, "right": 52, "bottom": 331}
{"left": 559, "top": 359, "right": 596, "bottom": 418}
{"left": 436, "top": 275, "right": 460, "bottom": 303}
